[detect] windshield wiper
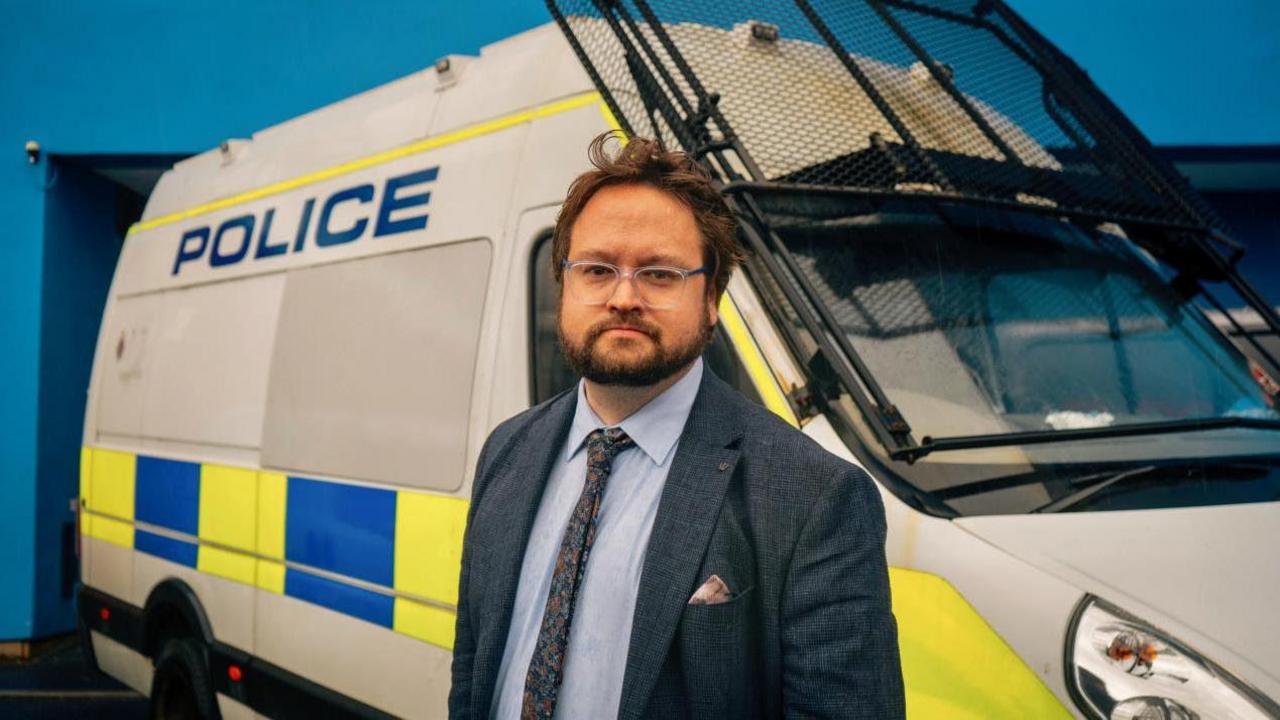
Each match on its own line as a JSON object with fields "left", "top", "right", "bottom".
{"left": 891, "top": 415, "right": 1280, "bottom": 463}
{"left": 1030, "top": 465, "right": 1157, "bottom": 513}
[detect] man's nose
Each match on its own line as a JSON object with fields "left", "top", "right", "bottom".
{"left": 605, "top": 272, "right": 645, "bottom": 312}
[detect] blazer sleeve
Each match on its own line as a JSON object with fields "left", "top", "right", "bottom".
{"left": 448, "top": 427, "right": 505, "bottom": 719}
{"left": 780, "top": 463, "right": 906, "bottom": 719}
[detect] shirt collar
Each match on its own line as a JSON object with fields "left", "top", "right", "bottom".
{"left": 565, "top": 358, "right": 704, "bottom": 466}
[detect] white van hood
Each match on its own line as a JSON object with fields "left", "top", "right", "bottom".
{"left": 954, "top": 502, "right": 1280, "bottom": 688}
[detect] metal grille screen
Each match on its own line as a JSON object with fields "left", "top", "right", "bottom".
{"left": 548, "top": 0, "right": 1223, "bottom": 233}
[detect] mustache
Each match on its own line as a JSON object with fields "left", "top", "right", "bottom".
{"left": 585, "top": 316, "right": 661, "bottom": 343}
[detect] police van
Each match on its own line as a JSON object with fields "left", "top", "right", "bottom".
{"left": 77, "top": 2, "right": 1280, "bottom": 718}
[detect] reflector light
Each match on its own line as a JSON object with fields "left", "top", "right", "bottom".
{"left": 228, "top": 665, "right": 243, "bottom": 683}
{"left": 99, "top": 607, "right": 110, "bottom": 621}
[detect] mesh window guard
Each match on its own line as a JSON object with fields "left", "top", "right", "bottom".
{"left": 548, "top": 0, "right": 1224, "bottom": 231}
{"left": 548, "top": 0, "right": 1280, "bottom": 463}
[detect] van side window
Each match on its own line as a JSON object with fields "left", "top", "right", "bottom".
{"left": 529, "top": 233, "right": 579, "bottom": 404}
{"left": 261, "top": 240, "right": 491, "bottom": 492}
{"left": 529, "top": 234, "right": 763, "bottom": 407}
{"left": 95, "top": 275, "right": 284, "bottom": 448}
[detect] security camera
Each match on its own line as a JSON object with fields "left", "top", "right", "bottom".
{"left": 25, "top": 140, "right": 40, "bottom": 164}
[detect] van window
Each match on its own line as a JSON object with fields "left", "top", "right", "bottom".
{"left": 529, "top": 234, "right": 762, "bottom": 406}
{"left": 97, "top": 275, "right": 284, "bottom": 448}
{"left": 261, "top": 240, "right": 491, "bottom": 492}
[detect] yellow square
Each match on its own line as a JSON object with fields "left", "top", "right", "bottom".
{"left": 393, "top": 492, "right": 468, "bottom": 605}
{"left": 198, "top": 464, "right": 257, "bottom": 552}
{"left": 90, "top": 448, "right": 135, "bottom": 521}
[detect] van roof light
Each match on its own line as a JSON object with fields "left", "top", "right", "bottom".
{"left": 749, "top": 22, "right": 779, "bottom": 44}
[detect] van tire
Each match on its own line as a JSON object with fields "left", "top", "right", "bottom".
{"left": 149, "top": 637, "right": 220, "bottom": 720}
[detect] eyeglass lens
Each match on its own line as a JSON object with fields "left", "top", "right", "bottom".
{"left": 566, "top": 263, "right": 687, "bottom": 309}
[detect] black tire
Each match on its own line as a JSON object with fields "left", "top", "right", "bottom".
{"left": 149, "top": 637, "right": 221, "bottom": 720}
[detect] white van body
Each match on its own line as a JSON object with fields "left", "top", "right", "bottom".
{"left": 77, "top": 20, "right": 1280, "bottom": 720}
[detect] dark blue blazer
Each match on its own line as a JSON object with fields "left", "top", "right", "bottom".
{"left": 449, "top": 369, "right": 905, "bottom": 719}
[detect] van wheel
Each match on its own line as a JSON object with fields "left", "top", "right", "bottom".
{"left": 149, "top": 638, "right": 220, "bottom": 720}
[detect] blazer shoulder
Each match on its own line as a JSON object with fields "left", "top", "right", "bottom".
{"left": 472, "top": 386, "right": 576, "bottom": 500}
{"left": 721, "top": 386, "right": 875, "bottom": 504}
{"left": 728, "top": 391, "right": 838, "bottom": 466}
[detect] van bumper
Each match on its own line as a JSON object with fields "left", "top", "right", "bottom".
{"left": 76, "top": 583, "right": 146, "bottom": 675}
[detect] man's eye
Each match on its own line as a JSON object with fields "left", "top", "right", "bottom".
{"left": 641, "top": 269, "right": 679, "bottom": 284}
{"left": 582, "top": 265, "right": 614, "bottom": 278}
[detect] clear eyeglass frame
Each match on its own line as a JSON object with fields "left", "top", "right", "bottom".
{"left": 561, "top": 259, "right": 710, "bottom": 309}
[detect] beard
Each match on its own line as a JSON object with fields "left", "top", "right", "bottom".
{"left": 558, "top": 306, "right": 714, "bottom": 387}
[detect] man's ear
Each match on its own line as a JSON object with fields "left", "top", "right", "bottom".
{"left": 706, "top": 288, "right": 720, "bottom": 328}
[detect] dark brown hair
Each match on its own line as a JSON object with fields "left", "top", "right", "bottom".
{"left": 552, "top": 131, "right": 744, "bottom": 300}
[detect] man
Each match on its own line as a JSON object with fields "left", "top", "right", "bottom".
{"left": 450, "top": 132, "right": 904, "bottom": 719}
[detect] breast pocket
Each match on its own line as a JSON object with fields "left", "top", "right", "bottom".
{"left": 681, "top": 585, "right": 755, "bottom": 631}
{"left": 678, "top": 586, "right": 759, "bottom": 718}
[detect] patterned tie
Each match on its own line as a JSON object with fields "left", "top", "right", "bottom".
{"left": 522, "top": 427, "right": 635, "bottom": 720}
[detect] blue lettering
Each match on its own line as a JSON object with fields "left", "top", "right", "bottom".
{"left": 374, "top": 167, "right": 437, "bottom": 237}
{"left": 172, "top": 227, "right": 209, "bottom": 275}
{"left": 316, "top": 185, "right": 374, "bottom": 247}
{"left": 293, "top": 198, "right": 315, "bottom": 253}
{"left": 210, "top": 215, "right": 254, "bottom": 267}
{"left": 253, "top": 209, "right": 288, "bottom": 259}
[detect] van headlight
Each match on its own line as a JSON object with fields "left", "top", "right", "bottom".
{"left": 1066, "top": 597, "right": 1279, "bottom": 719}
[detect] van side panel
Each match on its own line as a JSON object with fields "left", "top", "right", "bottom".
{"left": 79, "top": 23, "right": 603, "bottom": 716}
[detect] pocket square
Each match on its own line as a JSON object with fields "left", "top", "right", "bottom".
{"left": 688, "top": 574, "right": 732, "bottom": 605}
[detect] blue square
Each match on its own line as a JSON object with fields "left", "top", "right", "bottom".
{"left": 135, "top": 456, "right": 200, "bottom": 536}
{"left": 285, "top": 477, "right": 396, "bottom": 587}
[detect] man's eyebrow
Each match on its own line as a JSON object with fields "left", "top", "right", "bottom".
{"left": 567, "top": 247, "right": 689, "bottom": 266}
{"left": 638, "top": 253, "right": 686, "bottom": 266}
{"left": 569, "top": 248, "right": 618, "bottom": 262}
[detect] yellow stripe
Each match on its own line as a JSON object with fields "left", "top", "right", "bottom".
{"left": 128, "top": 91, "right": 605, "bottom": 236}
{"left": 718, "top": 294, "right": 799, "bottom": 427}
{"left": 889, "top": 567, "right": 1070, "bottom": 718}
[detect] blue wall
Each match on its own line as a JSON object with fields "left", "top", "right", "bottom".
{"left": 32, "top": 162, "right": 124, "bottom": 636}
{"left": 1014, "top": 1, "right": 1280, "bottom": 145}
{"left": 0, "top": 0, "right": 1275, "bottom": 639}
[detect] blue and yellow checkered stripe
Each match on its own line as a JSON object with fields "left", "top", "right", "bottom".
{"left": 80, "top": 447, "right": 467, "bottom": 650}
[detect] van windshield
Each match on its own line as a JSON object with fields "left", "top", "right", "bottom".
{"left": 779, "top": 208, "right": 1280, "bottom": 515}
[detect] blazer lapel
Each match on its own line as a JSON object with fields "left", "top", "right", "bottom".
{"left": 470, "top": 390, "right": 578, "bottom": 717}
{"left": 618, "top": 373, "right": 744, "bottom": 720}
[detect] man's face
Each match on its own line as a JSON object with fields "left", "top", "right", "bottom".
{"left": 558, "top": 183, "right": 718, "bottom": 387}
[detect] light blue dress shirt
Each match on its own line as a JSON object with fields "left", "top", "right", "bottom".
{"left": 490, "top": 359, "right": 704, "bottom": 720}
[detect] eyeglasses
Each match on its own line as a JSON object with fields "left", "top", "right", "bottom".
{"left": 562, "top": 260, "right": 710, "bottom": 310}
